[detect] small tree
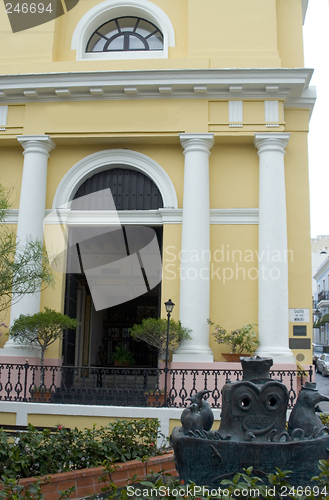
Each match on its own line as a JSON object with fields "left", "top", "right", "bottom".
{"left": 9, "top": 308, "right": 78, "bottom": 372}
{"left": 207, "top": 319, "right": 259, "bottom": 354}
{"left": 0, "top": 184, "right": 55, "bottom": 319}
{"left": 129, "top": 317, "right": 192, "bottom": 366}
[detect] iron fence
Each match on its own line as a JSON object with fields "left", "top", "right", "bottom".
{"left": 0, "top": 362, "right": 313, "bottom": 408}
{"left": 318, "top": 291, "right": 329, "bottom": 302}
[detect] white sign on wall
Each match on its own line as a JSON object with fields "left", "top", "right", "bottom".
{"left": 289, "top": 309, "right": 310, "bottom": 322}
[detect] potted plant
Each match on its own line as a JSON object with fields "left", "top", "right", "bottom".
{"left": 129, "top": 317, "right": 192, "bottom": 367}
{"left": 8, "top": 307, "right": 79, "bottom": 394}
{"left": 130, "top": 317, "right": 192, "bottom": 405}
{"left": 207, "top": 319, "right": 259, "bottom": 362}
{"left": 111, "top": 344, "right": 135, "bottom": 366}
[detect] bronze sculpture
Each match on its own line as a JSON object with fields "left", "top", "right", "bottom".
{"left": 171, "top": 357, "right": 329, "bottom": 487}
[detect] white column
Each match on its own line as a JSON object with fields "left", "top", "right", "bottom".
{"left": 254, "top": 133, "right": 295, "bottom": 363}
{"left": 173, "top": 133, "right": 214, "bottom": 362}
{"left": 4, "top": 135, "right": 55, "bottom": 352}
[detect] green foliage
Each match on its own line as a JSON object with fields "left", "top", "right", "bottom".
{"left": 207, "top": 319, "right": 259, "bottom": 354}
{"left": 0, "top": 475, "right": 75, "bottom": 500}
{"left": 0, "top": 476, "right": 46, "bottom": 500}
{"left": 129, "top": 318, "right": 192, "bottom": 363}
{"left": 0, "top": 184, "right": 55, "bottom": 319}
{"left": 0, "top": 419, "right": 165, "bottom": 480}
{"left": 320, "top": 413, "right": 329, "bottom": 427}
{"left": 111, "top": 345, "right": 135, "bottom": 365}
{"left": 119, "top": 462, "right": 329, "bottom": 500}
{"left": 9, "top": 307, "right": 78, "bottom": 367}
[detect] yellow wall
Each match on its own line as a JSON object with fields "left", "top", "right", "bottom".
{"left": 210, "top": 143, "right": 259, "bottom": 209}
{"left": 28, "top": 414, "right": 134, "bottom": 429}
{"left": 169, "top": 417, "right": 220, "bottom": 435}
{"left": 0, "top": 0, "right": 312, "bottom": 365}
{"left": 0, "top": 0, "right": 305, "bottom": 73}
{"left": 285, "top": 110, "right": 312, "bottom": 363}
{"left": 0, "top": 101, "right": 313, "bottom": 363}
{"left": 209, "top": 225, "right": 259, "bottom": 360}
{"left": 161, "top": 224, "right": 182, "bottom": 319}
{"left": 0, "top": 412, "right": 17, "bottom": 425}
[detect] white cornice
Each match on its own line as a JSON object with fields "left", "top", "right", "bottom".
{"left": 302, "top": 0, "right": 309, "bottom": 24}
{"left": 313, "top": 256, "right": 329, "bottom": 280}
{"left": 210, "top": 208, "right": 258, "bottom": 224}
{"left": 5, "top": 208, "right": 259, "bottom": 225}
{"left": 0, "top": 68, "right": 314, "bottom": 112}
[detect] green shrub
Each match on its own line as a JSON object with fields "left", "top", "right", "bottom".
{"left": 119, "top": 460, "right": 329, "bottom": 499}
{"left": 0, "top": 418, "right": 166, "bottom": 479}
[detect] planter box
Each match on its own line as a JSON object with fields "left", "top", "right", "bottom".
{"left": 147, "top": 393, "right": 165, "bottom": 406}
{"left": 17, "top": 452, "right": 177, "bottom": 500}
{"left": 32, "top": 391, "right": 53, "bottom": 402}
{"left": 221, "top": 353, "right": 248, "bottom": 362}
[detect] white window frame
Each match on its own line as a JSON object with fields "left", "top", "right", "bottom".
{"left": 71, "top": 0, "right": 175, "bottom": 61}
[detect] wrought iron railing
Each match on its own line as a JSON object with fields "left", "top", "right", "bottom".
{"left": 0, "top": 362, "right": 313, "bottom": 409}
{"left": 318, "top": 291, "right": 329, "bottom": 302}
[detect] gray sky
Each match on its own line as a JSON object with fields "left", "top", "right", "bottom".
{"left": 303, "top": 0, "right": 329, "bottom": 238}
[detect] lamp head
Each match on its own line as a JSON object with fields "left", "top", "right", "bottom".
{"left": 165, "top": 299, "right": 175, "bottom": 314}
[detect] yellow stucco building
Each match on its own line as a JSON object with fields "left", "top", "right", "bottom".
{"left": 0, "top": 0, "right": 314, "bottom": 369}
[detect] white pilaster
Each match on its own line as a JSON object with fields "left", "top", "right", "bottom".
{"left": 173, "top": 133, "right": 214, "bottom": 362}
{"left": 4, "top": 136, "right": 55, "bottom": 354}
{"left": 254, "top": 133, "right": 295, "bottom": 364}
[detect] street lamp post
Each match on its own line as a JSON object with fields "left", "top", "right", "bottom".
{"left": 164, "top": 299, "right": 175, "bottom": 406}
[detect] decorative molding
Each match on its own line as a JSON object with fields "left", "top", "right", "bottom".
{"left": 266, "top": 86, "right": 279, "bottom": 93}
{"left": 71, "top": 0, "right": 175, "bottom": 61}
{"left": 52, "top": 149, "right": 178, "bottom": 210}
{"left": 229, "top": 86, "right": 242, "bottom": 93}
{"left": 55, "top": 89, "right": 71, "bottom": 97}
{"left": 6, "top": 208, "right": 259, "bottom": 225}
{"left": 90, "top": 88, "right": 104, "bottom": 96}
{"left": 0, "top": 105, "right": 8, "bottom": 126}
{"left": 229, "top": 100, "right": 243, "bottom": 125}
{"left": 23, "top": 90, "right": 38, "bottom": 98}
{"left": 124, "top": 87, "right": 137, "bottom": 95}
{"left": 179, "top": 133, "right": 214, "bottom": 155}
{"left": 265, "top": 100, "right": 279, "bottom": 123}
{"left": 210, "top": 208, "right": 258, "bottom": 224}
{"left": 254, "top": 133, "right": 291, "bottom": 156}
{"left": 17, "top": 135, "right": 56, "bottom": 156}
{"left": 159, "top": 86, "right": 172, "bottom": 94}
{"left": 0, "top": 69, "right": 315, "bottom": 116}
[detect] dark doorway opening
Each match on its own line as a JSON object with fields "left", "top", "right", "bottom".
{"left": 63, "top": 226, "right": 162, "bottom": 368}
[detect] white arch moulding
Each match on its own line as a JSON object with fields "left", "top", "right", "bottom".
{"left": 52, "top": 149, "right": 178, "bottom": 210}
{"left": 71, "top": 0, "right": 176, "bottom": 61}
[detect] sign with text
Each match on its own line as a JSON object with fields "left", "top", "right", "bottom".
{"left": 289, "top": 308, "right": 310, "bottom": 323}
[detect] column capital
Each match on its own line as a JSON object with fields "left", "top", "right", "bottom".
{"left": 179, "top": 133, "right": 214, "bottom": 155}
{"left": 254, "top": 133, "right": 290, "bottom": 156}
{"left": 17, "top": 135, "right": 56, "bottom": 156}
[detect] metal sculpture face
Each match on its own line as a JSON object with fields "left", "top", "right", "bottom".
{"left": 219, "top": 379, "right": 288, "bottom": 441}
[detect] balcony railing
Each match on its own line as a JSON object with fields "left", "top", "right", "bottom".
{"left": 318, "top": 291, "right": 329, "bottom": 302}
{"left": 0, "top": 362, "right": 313, "bottom": 409}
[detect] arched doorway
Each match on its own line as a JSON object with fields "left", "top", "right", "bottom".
{"left": 63, "top": 166, "right": 164, "bottom": 368}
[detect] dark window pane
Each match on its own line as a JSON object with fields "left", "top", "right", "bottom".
{"left": 86, "top": 16, "right": 164, "bottom": 53}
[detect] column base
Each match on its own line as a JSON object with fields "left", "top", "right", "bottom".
{"left": 255, "top": 347, "right": 295, "bottom": 365}
{"left": 0, "top": 340, "right": 41, "bottom": 359}
{"left": 173, "top": 347, "right": 214, "bottom": 363}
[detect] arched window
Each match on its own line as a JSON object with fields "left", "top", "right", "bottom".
{"left": 86, "top": 17, "right": 163, "bottom": 53}
{"left": 73, "top": 167, "right": 164, "bottom": 210}
{"left": 71, "top": 0, "right": 175, "bottom": 61}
